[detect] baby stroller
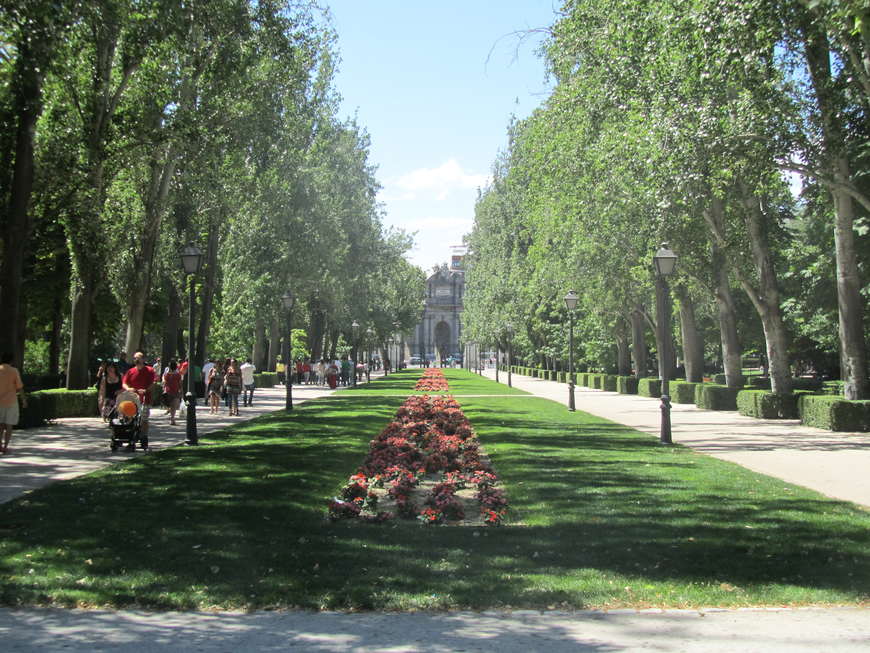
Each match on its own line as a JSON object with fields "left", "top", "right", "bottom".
{"left": 108, "top": 390, "right": 148, "bottom": 452}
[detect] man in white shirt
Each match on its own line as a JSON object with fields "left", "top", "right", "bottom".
{"left": 240, "top": 358, "right": 256, "bottom": 406}
{"left": 202, "top": 359, "right": 215, "bottom": 384}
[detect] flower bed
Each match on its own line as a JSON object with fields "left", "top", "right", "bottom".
{"left": 414, "top": 368, "right": 449, "bottom": 392}
{"left": 328, "top": 394, "right": 509, "bottom": 525}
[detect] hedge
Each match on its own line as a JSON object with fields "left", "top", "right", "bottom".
{"left": 737, "top": 390, "right": 800, "bottom": 420}
{"left": 695, "top": 384, "right": 740, "bottom": 411}
{"left": 253, "top": 372, "right": 279, "bottom": 388}
{"left": 711, "top": 374, "right": 727, "bottom": 385}
{"left": 617, "top": 376, "right": 639, "bottom": 395}
{"left": 798, "top": 395, "right": 870, "bottom": 432}
{"left": 747, "top": 376, "right": 822, "bottom": 393}
{"left": 602, "top": 374, "right": 618, "bottom": 392}
{"left": 590, "top": 374, "right": 603, "bottom": 390}
{"left": 18, "top": 388, "right": 100, "bottom": 429}
{"left": 638, "top": 378, "right": 662, "bottom": 398}
{"left": 674, "top": 382, "right": 699, "bottom": 404}
{"left": 21, "top": 373, "right": 66, "bottom": 391}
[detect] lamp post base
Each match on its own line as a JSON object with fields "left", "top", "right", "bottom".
{"left": 660, "top": 394, "right": 672, "bottom": 445}
{"left": 568, "top": 379, "right": 576, "bottom": 412}
{"left": 184, "top": 391, "right": 198, "bottom": 445}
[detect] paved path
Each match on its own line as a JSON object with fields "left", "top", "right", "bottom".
{"left": 0, "top": 382, "right": 341, "bottom": 504}
{"left": 3, "top": 368, "right": 870, "bottom": 650}
{"left": 480, "top": 368, "right": 870, "bottom": 508}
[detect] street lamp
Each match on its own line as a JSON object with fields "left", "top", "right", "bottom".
{"left": 653, "top": 242, "right": 678, "bottom": 445}
{"left": 506, "top": 322, "right": 514, "bottom": 388}
{"left": 351, "top": 321, "right": 359, "bottom": 386}
{"left": 180, "top": 241, "right": 203, "bottom": 445}
{"left": 565, "top": 290, "right": 578, "bottom": 412}
{"left": 282, "top": 289, "right": 295, "bottom": 411}
{"left": 366, "top": 326, "right": 373, "bottom": 382}
{"left": 494, "top": 329, "right": 500, "bottom": 383}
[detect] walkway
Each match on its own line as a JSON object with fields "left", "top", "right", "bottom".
{"left": 481, "top": 368, "right": 870, "bottom": 508}
{"left": 0, "top": 381, "right": 342, "bottom": 504}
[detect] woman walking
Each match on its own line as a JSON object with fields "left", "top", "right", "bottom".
{"left": 207, "top": 360, "right": 223, "bottom": 414}
{"left": 162, "top": 359, "right": 183, "bottom": 426}
{"left": 224, "top": 359, "right": 243, "bottom": 416}
{"left": 99, "top": 361, "right": 123, "bottom": 421}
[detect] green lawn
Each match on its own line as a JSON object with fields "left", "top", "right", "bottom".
{"left": 1, "top": 369, "right": 868, "bottom": 611}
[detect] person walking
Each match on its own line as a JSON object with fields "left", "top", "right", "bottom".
{"left": 99, "top": 361, "right": 123, "bottom": 422}
{"left": 162, "top": 359, "right": 183, "bottom": 426}
{"left": 207, "top": 360, "right": 223, "bottom": 414}
{"left": 316, "top": 359, "right": 325, "bottom": 386}
{"left": 240, "top": 357, "right": 256, "bottom": 406}
{"left": 121, "top": 352, "right": 157, "bottom": 447}
{"left": 224, "top": 359, "right": 243, "bottom": 416}
{"left": 303, "top": 359, "right": 311, "bottom": 384}
{"left": 0, "top": 352, "right": 27, "bottom": 455}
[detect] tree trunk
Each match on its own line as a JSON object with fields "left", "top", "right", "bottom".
{"left": 195, "top": 222, "right": 219, "bottom": 367}
{"left": 616, "top": 317, "right": 632, "bottom": 376}
{"left": 66, "top": 272, "right": 95, "bottom": 389}
{"left": 50, "top": 297, "right": 63, "bottom": 374}
{"left": 805, "top": 26, "right": 870, "bottom": 399}
{"left": 630, "top": 309, "right": 648, "bottom": 378}
{"left": 161, "top": 283, "right": 183, "bottom": 366}
{"left": 737, "top": 180, "right": 793, "bottom": 395}
{"left": 253, "top": 319, "right": 265, "bottom": 370}
{"left": 679, "top": 291, "right": 704, "bottom": 383}
{"left": 268, "top": 315, "right": 279, "bottom": 372}
{"left": 0, "top": 78, "right": 40, "bottom": 366}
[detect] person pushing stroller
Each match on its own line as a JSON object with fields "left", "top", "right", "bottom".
{"left": 122, "top": 352, "right": 158, "bottom": 446}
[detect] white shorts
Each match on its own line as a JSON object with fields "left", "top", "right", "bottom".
{"left": 0, "top": 403, "right": 20, "bottom": 426}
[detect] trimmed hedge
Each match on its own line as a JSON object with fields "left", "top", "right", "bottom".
{"left": 253, "top": 372, "right": 279, "bottom": 388}
{"left": 602, "top": 374, "right": 618, "bottom": 392}
{"left": 18, "top": 388, "right": 100, "bottom": 429}
{"left": 747, "top": 376, "right": 823, "bottom": 393}
{"left": 674, "top": 382, "right": 699, "bottom": 404}
{"left": 737, "top": 390, "right": 800, "bottom": 419}
{"left": 591, "top": 374, "right": 603, "bottom": 390}
{"left": 21, "top": 373, "right": 66, "bottom": 391}
{"left": 638, "top": 378, "right": 662, "bottom": 398}
{"left": 712, "top": 374, "right": 727, "bottom": 385}
{"left": 798, "top": 395, "right": 870, "bottom": 432}
{"left": 695, "top": 384, "right": 740, "bottom": 411}
{"left": 617, "top": 376, "right": 639, "bottom": 394}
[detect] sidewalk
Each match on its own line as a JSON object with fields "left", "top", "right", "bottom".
{"left": 0, "top": 381, "right": 343, "bottom": 505}
{"left": 481, "top": 368, "right": 870, "bottom": 508}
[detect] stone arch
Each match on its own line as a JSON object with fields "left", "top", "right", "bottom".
{"left": 434, "top": 321, "right": 451, "bottom": 359}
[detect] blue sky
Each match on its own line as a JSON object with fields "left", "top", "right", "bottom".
{"left": 324, "top": 1, "right": 558, "bottom": 272}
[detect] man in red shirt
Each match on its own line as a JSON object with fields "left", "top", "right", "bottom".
{"left": 122, "top": 351, "right": 157, "bottom": 444}
{"left": 0, "top": 352, "right": 27, "bottom": 455}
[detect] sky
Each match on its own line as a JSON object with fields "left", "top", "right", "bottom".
{"left": 324, "top": 1, "right": 559, "bottom": 273}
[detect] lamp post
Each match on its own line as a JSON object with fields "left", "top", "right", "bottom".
{"left": 366, "top": 326, "right": 373, "bottom": 382}
{"left": 389, "top": 337, "right": 394, "bottom": 374}
{"left": 494, "top": 329, "right": 500, "bottom": 383}
{"left": 565, "top": 290, "right": 578, "bottom": 412}
{"left": 180, "top": 241, "right": 203, "bottom": 445}
{"left": 653, "top": 242, "right": 678, "bottom": 445}
{"left": 282, "top": 289, "right": 295, "bottom": 411}
{"left": 506, "top": 322, "right": 514, "bottom": 388}
{"left": 351, "top": 321, "right": 359, "bottom": 386}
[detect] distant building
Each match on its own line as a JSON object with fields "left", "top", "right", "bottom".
{"left": 408, "top": 248, "right": 467, "bottom": 361}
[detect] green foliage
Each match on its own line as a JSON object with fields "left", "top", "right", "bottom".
{"left": 617, "top": 376, "right": 639, "bottom": 395}
{"left": 738, "top": 390, "right": 801, "bottom": 420}
{"left": 695, "top": 385, "right": 741, "bottom": 412}
{"left": 798, "top": 396, "right": 870, "bottom": 432}
{"left": 18, "top": 389, "right": 99, "bottom": 429}
{"left": 638, "top": 378, "right": 662, "bottom": 398}
{"left": 674, "top": 382, "right": 699, "bottom": 404}
{"left": 602, "top": 374, "right": 618, "bottom": 392}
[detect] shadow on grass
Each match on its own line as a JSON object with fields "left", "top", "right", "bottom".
{"left": 1, "top": 392, "right": 869, "bottom": 611}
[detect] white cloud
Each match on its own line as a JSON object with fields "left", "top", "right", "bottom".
{"left": 394, "top": 159, "right": 490, "bottom": 193}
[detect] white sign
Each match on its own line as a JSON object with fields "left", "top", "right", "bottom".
{"left": 435, "top": 288, "right": 451, "bottom": 297}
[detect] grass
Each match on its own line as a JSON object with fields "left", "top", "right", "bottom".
{"left": 1, "top": 369, "right": 868, "bottom": 611}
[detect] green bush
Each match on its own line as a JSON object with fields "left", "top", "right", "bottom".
{"left": 253, "top": 373, "right": 279, "bottom": 388}
{"left": 695, "top": 384, "right": 740, "bottom": 411}
{"left": 617, "top": 376, "right": 639, "bottom": 394}
{"left": 638, "top": 378, "right": 662, "bottom": 398}
{"left": 748, "top": 377, "right": 772, "bottom": 390}
{"left": 557, "top": 371, "right": 566, "bottom": 383}
{"left": 737, "top": 390, "right": 800, "bottom": 419}
{"left": 17, "top": 388, "right": 99, "bottom": 429}
{"left": 822, "top": 381, "right": 844, "bottom": 396}
{"left": 712, "top": 374, "right": 727, "bottom": 385}
{"left": 674, "top": 382, "right": 699, "bottom": 404}
{"left": 591, "top": 374, "right": 603, "bottom": 390}
{"left": 603, "top": 374, "right": 618, "bottom": 392}
{"left": 793, "top": 377, "right": 823, "bottom": 393}
{"left": 798, "top": 395, "right": 870, "bottom": 432}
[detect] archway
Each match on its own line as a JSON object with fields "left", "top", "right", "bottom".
{"left": 434, "top": 321, "right": 451, "bottom": 362}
